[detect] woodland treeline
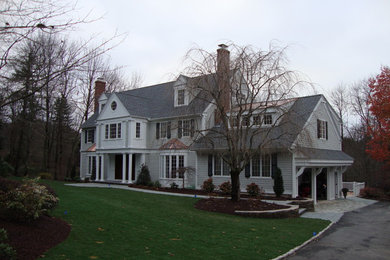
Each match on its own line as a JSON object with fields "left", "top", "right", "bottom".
{"left": 0, "top": 0, "right": 138, "bottom": 179}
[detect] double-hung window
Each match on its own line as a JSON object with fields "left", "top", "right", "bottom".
{"left": 85, "top": 129, "right": 95, "bottom": 143}
{"left": 212, "top": 155, "right": 230, "bottom": 176}
{"left": 263, "top": 114, "right": 273, "bottom": 125}
{"left": 105, "top": 123, "right": 121, "bottom": 139}
{"left": 250, "top": 154, "right": 271, "bottom": 177}
{"left": 317, "top": 119, "right": 328, "bottom": 139}
{"left": 178, "top": 119, "right": 195, "bottom": 138}
{"left": 136, "top": 122, "right": 141, "bottom": 138}
{"left": 177, "top": 89, "right": 185, "bottom": 105}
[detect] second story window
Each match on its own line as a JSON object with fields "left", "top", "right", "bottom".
{"left": 85, "top": 129, "right": 95, "bottom": 143}
{"left": 263, "top": 114, "right": 273, "bottom": 125}
{"left": 105, "top": 123, "right": 121, "bottom": 139}
{"left": 178, "top": 119, "right": 195, "bottom": 138}
{"left": 177, "top": 89, "right": 185, "bottom": 105}
{"left": 317, "top": 119, "right": 328, "bottom": 140}
{"left": 136, "top": 122, "right": 141, "bottom": 138}
{"left": 156, "top": 122, "right": 171, "bottom": 139}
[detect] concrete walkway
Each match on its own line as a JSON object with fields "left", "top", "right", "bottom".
{"left": 301, "top": 196, "right": 377, "bottom": 222}
{"left": 65, "top": 182, "right": 209, "bottom": 198}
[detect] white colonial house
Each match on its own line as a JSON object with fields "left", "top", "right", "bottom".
{"left": 80, "top": 45, "right": 353, "bottom": 203}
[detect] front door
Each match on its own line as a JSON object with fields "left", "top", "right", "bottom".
{"left": 115, "top": 154, "right": 123, "bottom": 180}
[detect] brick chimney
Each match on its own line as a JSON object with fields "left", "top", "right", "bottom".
{"left": 94, "top": 77, "right": 106, "bottom": 113}
{"left": 215, "top": 44, "right": 230, "bottom": 124}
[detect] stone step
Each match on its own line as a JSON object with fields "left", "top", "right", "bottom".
{"left": 299, "top": 208, "right": 307, "bottom": 215}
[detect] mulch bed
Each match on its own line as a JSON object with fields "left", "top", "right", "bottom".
{"left": 0, "top": 215, "right": 71, "bottom": 260}
{"left": 194, "top": 198, "right": 289, "bottom": 215}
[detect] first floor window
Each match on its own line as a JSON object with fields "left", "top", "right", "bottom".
{"left": 212, "top": 155, "right": 230, "bottom": 176}
{"left": 261, "top": 154, "right": 271, "bottom": 177}
{"left": 250, "top": 154, "right": 271, "bottom": 177}
{"left": 162, "top": 155, "right": 185, "bottom": 178}
{"left": 88, "top": 156, "right": 96, "bottom": 177}
{"left": 251, "top": 156, "right": 260, "bottom": 177}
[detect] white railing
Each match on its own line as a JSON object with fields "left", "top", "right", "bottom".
{"left": 343, "top": 182, "right": 365, "bottom": 196}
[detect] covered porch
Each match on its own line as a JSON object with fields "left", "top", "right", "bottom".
{"left": 292, "top": 148, "right": 353, "bottom": 204}
{"left": 94, "top": 152, "right": 146, "bottom": 183}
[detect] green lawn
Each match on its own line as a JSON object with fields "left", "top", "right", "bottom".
{"left": 43, "top": 181, "right": 329, "bottom": 259}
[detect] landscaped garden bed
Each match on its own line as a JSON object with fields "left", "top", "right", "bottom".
{"left": 194, "top": 198, "right": 299, "bottom": 218}
{"left": 0, "top": 215, "right": 71, "bottom": 260}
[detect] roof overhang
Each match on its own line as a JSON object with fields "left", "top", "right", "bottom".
{"left": 295, "top": 158, "right": 354, "bottom": 167}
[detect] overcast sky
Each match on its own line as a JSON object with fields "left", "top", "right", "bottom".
{"left": 75, "top": 0, "right": 390, "bottom": 96}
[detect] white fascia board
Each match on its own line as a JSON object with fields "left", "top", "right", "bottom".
{"left": 295, "top": 159, "right": 354, "bottom": 167}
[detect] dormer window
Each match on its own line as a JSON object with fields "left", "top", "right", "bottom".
{"left": 174, "top": 86, "right": 188, "bottom": 107}
{"left": 264, "top": 114, "right": 273, "bottom": 125}
{"left": 178, "top": 89, "right": 185, "bottom": 105}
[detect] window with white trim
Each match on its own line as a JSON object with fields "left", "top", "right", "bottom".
{"left": 136, "top": 122, "right": 141, "bottom": 138}
{"left": 178, "top": 119, "right": 195, "bottom": 138}
{"left": 263, "top": 114, "right": 273, "bottom": 125}
{"left": 105, "top": 123, "right": 121, "bottom": 139}
{"left": 250, "top": 154, "right": 271, "bottom": 177}
{"left": 317, "top": 119, "right": 328, "bottom": 139}
{"left": 177, "top": 89, "right": 185, "bottom": 105}
{"left": 85, "top": 129, "right": 95, "bottom": 143}
{"left": 212, "top": 155, "right": 230, "bottom": 176}
{"left": 161, "top": 155, "right": 185, "bottom": 178}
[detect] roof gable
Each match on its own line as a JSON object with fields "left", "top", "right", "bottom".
{"left": 97, "top": 93, "right": 130, "bottom": 121}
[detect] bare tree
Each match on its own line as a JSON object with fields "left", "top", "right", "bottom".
{"left": 184, "top": 43, "right": 308, "bottom": 201}
{"left": 330, "top": 83, "right": 349, "bottom": 139}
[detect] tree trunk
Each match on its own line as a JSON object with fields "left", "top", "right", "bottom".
{"left": 230, "top": 169, "right": 241, "bottom": 201}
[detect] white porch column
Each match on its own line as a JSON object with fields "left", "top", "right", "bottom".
{"left": 122, "top": 153, "right": 127, "bottom": 183}
{"left": 128, "top": 153, "right": 133, "bottom": 183}
{"left": 96, "top": 154, "right": 100, "bottom": 181}
{"left": 327, "top": 167, "right": 335, "bottom": 200}
{"left": 312, "top": 168, "right": 323, "bottom": 204}
{"left": 140, "top": 153, "right": 146, "bottom": 165}
{"left": 100, "top": 154, "right": 105, "bottom": 181}
{"left": 291, "top": 153, "right": 298, "bottom": 198}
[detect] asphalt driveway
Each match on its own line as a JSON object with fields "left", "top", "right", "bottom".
{"left": 288, "top": 201, "right": 390, "bottom": 260}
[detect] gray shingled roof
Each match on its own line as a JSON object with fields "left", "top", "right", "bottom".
{"left": 190, "top": 95, "right": 323, "bottom": 150}
{"left": 81, "top": 76, "right": 215, "bottom": 129}
{"left": 296, "top": 147, "right": 354, "bottom": 162}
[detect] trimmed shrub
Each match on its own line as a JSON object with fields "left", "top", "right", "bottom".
{"left": 272, "top": 167, "right": 284, "bottom": 197}
{"left": 154, "top": 181, "right": 161, "bottom": 188}
{"left": 202, "top": 178, "right": 215, "bottom": 193}
{"left": 38, "top": 172, "right": 53, "bottom": 180}
{"left": 246, "top": 182, "right": 260, "bottom": 197}
{"left": 219, "top": 181, "right": 232, "bottom": 195}
{"left": 359, "top": 187, "right": 383, "bottom": 199}
{"left": 170, "top": 182, "right": 179, "bottom": 189}
{"left": 136, "top": 164, "right": 151, "bottom": 186}
{"left": 0, "top": 229, "right": 16, "bottom": 260}
{"left": 0, "top": 178, "right": 59, "bottom": 222}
